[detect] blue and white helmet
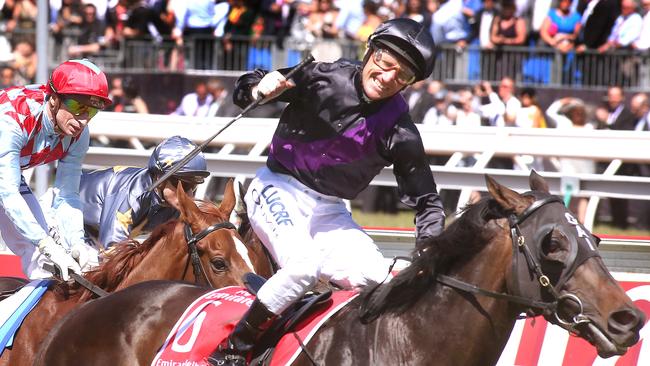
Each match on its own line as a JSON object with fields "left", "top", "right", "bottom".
{"left": 148, "top": 136, "right": 210, "bottom": 181}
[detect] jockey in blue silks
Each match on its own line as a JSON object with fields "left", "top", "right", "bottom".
{"left": 78, "top": 135, "right": 210, "bottom": 250}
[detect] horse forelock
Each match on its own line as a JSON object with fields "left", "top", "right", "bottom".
{"left": 195, "top": 199, "right": 228, "bottom": 221}
{"left": 359, "top": 197, "right": 508, "bottom": 322}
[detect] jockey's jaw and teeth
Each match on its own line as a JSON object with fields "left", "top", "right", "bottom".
{"left": 49, "top": 94, "right": 102, "bottom": 137}
{"left": 361, "top": 46, "right": 416, "bottom": 101}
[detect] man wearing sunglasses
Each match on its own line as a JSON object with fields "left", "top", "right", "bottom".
{"left": 0, "top": 59, "right": 110, "bottom": 281}
{"left": 210, "top": 18, "right": 445, "bottom": 365}
{"left": 78, "top": 135, "right": 210, "bottom": 250}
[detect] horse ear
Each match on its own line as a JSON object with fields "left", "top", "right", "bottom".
{"left": 176, "top": 182, "right": 203, "bottom": 223}
{"left": 529, "top": 169, "right": 550, "bottom": 193}
{"left": 218, "top": 179, "right": 236, "bottom": 216}
{"left": 485, "top": 175, "right": 529, "bottom": 214}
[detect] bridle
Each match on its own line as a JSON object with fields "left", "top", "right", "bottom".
{"left": 52, "top": 220, "right": 238, "bottom": 299}
{"left": 433, "top": 195, "right": 600, "bottom": 333}
{"left": 183, "top": 221, "right": 237, "bottom": 288}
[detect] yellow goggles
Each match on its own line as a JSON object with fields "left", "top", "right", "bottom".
{"left": 372, "top": 48, "right": 416, "bottom": 86}
{"left": 62, "top": 98, "right": 99, "bottom": 119}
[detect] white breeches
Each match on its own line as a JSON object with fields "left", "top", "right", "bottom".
{"left": 244, "top": 167, "right": 389, "bottom": 314}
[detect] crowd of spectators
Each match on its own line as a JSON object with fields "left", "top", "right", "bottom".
{"left": 400, "top": 79, "right": 650, "bottom": 229}
{"left": 0, "top": 0, "right": 648, "bottom": 77}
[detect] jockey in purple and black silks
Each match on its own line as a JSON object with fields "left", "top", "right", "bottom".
{"left": 209, "top": 18, "right": 446, "bottom": 366}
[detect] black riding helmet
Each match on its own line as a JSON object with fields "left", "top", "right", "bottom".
{"left": 367, "top": 18, "right": 436, "bottom": 82}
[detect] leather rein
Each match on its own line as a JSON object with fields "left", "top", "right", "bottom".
{"left": 431, "top": 195, "right": 594, "bottom": 332}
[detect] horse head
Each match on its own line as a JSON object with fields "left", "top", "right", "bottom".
{"left": 83, "top": 179, "right": 262, "bottom": 293}
{"left": 172, "top": 178, "right": 257, "bottom": 288}
{"left": 487, "top": 170, "right": 645, "bottom": 358}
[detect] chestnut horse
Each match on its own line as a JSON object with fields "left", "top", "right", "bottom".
{"left": 34, "top": 172, "right": 645, "bottom": 365}
{"left": 1, "top": 179, "right": 271, "bottom": 366}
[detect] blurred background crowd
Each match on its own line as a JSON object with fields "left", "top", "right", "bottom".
{"left": 0, "top": 0, "right": 649, "bottom": 231}
{"left": 1, "top": 0, "right": 650, "bottom": 82}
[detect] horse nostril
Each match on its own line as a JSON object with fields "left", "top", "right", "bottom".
{"left": 609, "top": 308, "right": 645, "bottom": 335}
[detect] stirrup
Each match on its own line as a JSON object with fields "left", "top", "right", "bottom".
{"left": 207, "top": 350, "right": 248, "bottom": 366}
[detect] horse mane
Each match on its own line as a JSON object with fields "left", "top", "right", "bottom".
{"left": 359, "top": 196, "right": 507, "bottom": 322}
{"left": 55, "top": 199, "right": 227, "bottom": 302}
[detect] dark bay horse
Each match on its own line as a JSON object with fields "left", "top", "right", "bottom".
{"left": 1, "top": 179, "right": 272, "bottom": 366}
{"left": 34, "top": 172, "right": 645, "bottom": 366}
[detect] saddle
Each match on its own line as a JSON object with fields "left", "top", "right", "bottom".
{"left": 242, "top": 273, "right": 333, "bottom": 366}
{"left": 0, "top": 277, "right": 29, "bottom": 301}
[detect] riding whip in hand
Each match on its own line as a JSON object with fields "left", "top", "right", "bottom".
{"left": 147, "top": 54, "right": 315, "bottom": 191}
{"left": 38, "top": 237, "right": 81, "bottom": 281}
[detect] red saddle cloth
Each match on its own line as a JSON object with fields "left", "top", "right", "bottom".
{"left": 152, "top": 286, "right": 358, "bottom": 366}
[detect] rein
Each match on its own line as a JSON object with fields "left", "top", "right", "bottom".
{"left": 431, "top": 195, "right": 593, "bottom": 330}
{"left": 43, "top": 263, "right": 109, "bottom": 298}
{"left": 183, "top": 221, "right": 237, "bottom": 288}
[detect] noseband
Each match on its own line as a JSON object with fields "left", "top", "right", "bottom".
{"left": 183, "top": 221, "right": 237, "bottom": 288}
{"left": 434, "top": 195, "right": 598, "bottom": 333}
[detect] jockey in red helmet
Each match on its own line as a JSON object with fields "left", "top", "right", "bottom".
{"left": 0, "top": 59, "right": 110, "bottom": 281}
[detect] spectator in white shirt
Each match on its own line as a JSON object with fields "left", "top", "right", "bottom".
{"left": 476, "top": 78, "right": 521, "bottom": 127}
{"left": 451, "top": 89, "right": 481, "bottom": 127}
{"left": 598, "top": 0, "right": 642, "bottom": 53}
{"left": 546, "top": 97, "right": 595, "bottom": 224}
{"left": 171, "top": 80, "right": 214, "bottom": 116}
{"left": 515, "top": 87, "right": 546, "bottom": 128}
{"left": 633, "top": 0, "right": 650, "bottom": 50}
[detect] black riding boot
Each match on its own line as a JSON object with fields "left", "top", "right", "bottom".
{"left": 207, "top": 299, "right": 276, "bottom": 366}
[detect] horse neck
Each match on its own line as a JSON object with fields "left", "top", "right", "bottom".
{"left": 366, "top": 227, "right": 519, "bottom": 365}
{"left": 410, "top": 225, "right": 519, "bottom": 365}
{"left": 115, "top": 234, "right": 189, "bottom": 291}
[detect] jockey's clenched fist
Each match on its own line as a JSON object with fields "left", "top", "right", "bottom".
{"left": 252, "top": 71, "right": 295, "bottom": 103}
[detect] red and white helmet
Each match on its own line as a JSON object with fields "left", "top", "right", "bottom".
{"left": 46, "top": 59, "right": 112, "bottom": 108}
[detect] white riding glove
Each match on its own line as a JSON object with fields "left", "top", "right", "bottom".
{"left": 71, "top": 242, "right": 99, "bottom": 272}
{"left": 252, "top": 71, "right": 295, "bottom": 103}
{"left": 38, "top": 236, "right": 81, "bottom": 281}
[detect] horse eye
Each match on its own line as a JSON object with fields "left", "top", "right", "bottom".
{"left": 211, "top": 257, "right": 228, "bottom": 272}
{"left": 541, "top": 233, "right": 563, "bottom": 258}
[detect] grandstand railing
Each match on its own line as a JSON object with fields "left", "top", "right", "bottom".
{"left": 435, "top": 44, "right": 650, "bottom": 89}
{"left": 60, "top": 112, "right": 650, "bottom": 232}
{"left": 32, "top": 29, "right": 650, "bottom": 89}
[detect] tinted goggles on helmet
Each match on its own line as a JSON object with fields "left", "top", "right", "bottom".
{"left": 372, "top": 48, "right": 416, "bottom": 86}
{"left": 62, "top": 97, "right": 99, "bottom": 119}
{"left": 168, "top": 175, "right": 204, "bottom": 192}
